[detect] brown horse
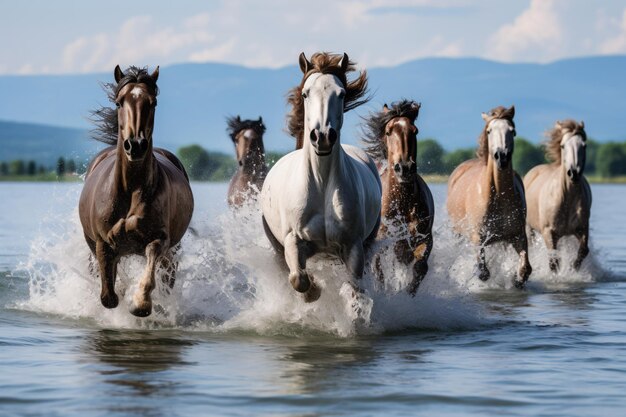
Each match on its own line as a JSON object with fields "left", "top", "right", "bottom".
{"left": 524, "top": 120, "right": 591, "bottom": 272}
{"left": 447, "top": 106, "right": 531, "bottom": 288}
{"left": 362, "top": 100, "right": 434, "bottom": 294}
{"left": 225, "top": 115, "right": 268, "bottom": 207}
{"left": 79, "top": 65, "right": 194, "bottom": 317}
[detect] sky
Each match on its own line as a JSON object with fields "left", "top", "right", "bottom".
{"left": 1, "top": 0, "right": 626, "bottom": 75}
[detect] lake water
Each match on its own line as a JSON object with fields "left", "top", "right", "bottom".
{"left": 1, "top": 182, "right": 625, "bottom": 417}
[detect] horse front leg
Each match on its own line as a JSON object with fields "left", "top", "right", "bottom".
{"left": 130, "top": 237, "right": 169, "bottom": 317}
{"left": 512, "top": 234, "right": 532, "bottom": 289}
{"left": 284, "top": 233, "right": 320, "bottom": 302}
{"left": 573, "top": 229, "right": 589, "bottom": 270}
{"left": 408, "top": 234, "right": 433, "bottom": 296}
{"left": 542, "top": 228, "right": 560, "bottom": 273}
{"left": 343, "top": 242, "right": 365, "bottom": 286}
{"left": 96, "top": 239, "right": 119, "bottom": 308}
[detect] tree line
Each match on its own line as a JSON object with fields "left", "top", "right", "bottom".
{"left": 3, "top": 139, "right": 625, "bottom": 181}
{"left": 177, "top": 138, "right": 626, "bottom": 182}
{"left": 0, "top": 157, "right": 85, "bottom": 178}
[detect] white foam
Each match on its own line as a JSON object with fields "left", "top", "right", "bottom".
{"left": 14, "top": 186, "right": 610, "bottom": 337}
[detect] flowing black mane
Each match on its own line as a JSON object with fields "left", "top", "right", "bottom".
{"left": 225, "top": 116, "right": 266, "bottom": 142}
{"left": 361, "top": 99, "right": 420, "bottom": 161}
{"left": 90, "top": 66, "right": 159, "bottom": 145}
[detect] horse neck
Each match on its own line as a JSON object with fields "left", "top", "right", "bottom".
{"left": 302, "top": 137, "right": 342, "bottom": 187}
{"left": 241, "top": 151, "right": 267, "bottom": 178}
{"left": 485, "top": 156, "right": 514, "bottom": 195}
{"left": 114, "top": 138, "right": 157, "bottom": 194}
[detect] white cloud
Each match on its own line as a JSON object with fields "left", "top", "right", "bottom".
{"left": 487, "top": 0, "right": 563, "bottom": 62}
{"left": 600, "top": 9, "right": 626, "bottom": 53}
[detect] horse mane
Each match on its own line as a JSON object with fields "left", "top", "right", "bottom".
{"left": 544, "top": 119, "right": 587, "bottom": 164}
{"left": 286, "top": 52, "right": 370, "bottom": 148}
{"left": 225, "top": 116, "right": 266, "bottom": 142}
{"left": 90, "top": 66, "right": 159, "bottom": 145}
{"left": 476, "top": 105, "right": 516, "bottom": 163}
{"left": 361, "top": 99, "right": 420, "bottom": 161}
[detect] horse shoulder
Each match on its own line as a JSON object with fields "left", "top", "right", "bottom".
{"left": 414, "top": 174, "right": 435, "bottom": 232}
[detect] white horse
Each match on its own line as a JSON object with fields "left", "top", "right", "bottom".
{"left": 261, "top": 52, "right": 381, "bottom": 302}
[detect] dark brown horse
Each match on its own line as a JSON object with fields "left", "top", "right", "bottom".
{"left": 363, "top": 100, "right": 434, "bottom": 294}
{"left": 79, "top": 65, "right": 194, "bottom": 317}
{"left": 225, "top": 115, "right": 268, "bottom": 207}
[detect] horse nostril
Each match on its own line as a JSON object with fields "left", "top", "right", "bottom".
{"left": 567, "top": 169, "right": 573, "bottom": 177}
{"left": 123, "top": 140, "right": 131, "bottom": 152}
{"left": 494, "top": 152, "right": 499, "bottom": 160}
{"left": 310, "top": 130, "right": 318, "bottom": 143}
{"left": 393, "top": 163, "right": 401, "bottom": 173}
{"left": 139, "top": 139, "right": 148, "bottom": 152}
{"left": 328, "top": 128, "right": 337, "bottom": 144}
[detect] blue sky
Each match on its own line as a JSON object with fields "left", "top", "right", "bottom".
{"left": 2, "top": 0, "right": 626, "bottom": 74}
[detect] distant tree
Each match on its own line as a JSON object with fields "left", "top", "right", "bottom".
{"left": 0, "top": 162, "right": 8, "bottom": 176}
{"left": 596, "top": 142, "right": 626, "bottom": 177}
{"left": 443, "top": 148, "right": 474, "bottom": 174}
{"left": 416, "top": 139, "right": 445, "bottom": 175}
{"left": 75, "top": 161, "right": 87, "bottom": 175}
{"left": 584, "top": 139, "right": 600, "bottom": 176}
{"left": 513, "top": 138, "right": 545, "bottom": 175}
{"left": 67, "top": 159, "right": 76, "bottom": 174}
{"left": 177, "top": 145, "right": 212, "bottom": 181}
{"left": 9, "top": 160, "right": 25, "bottom": 175}
{"left": 27, "top": 160, "right": 37, "bottom": 176}
{"left": 56, "top": 157, "right": 66, "bottom": 176}
{"left": 38, "top": 165, "right": 46, "bottom": 174}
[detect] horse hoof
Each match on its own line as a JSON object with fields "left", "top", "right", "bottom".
{"left": 513, "top": 279, "right": 526, "bottom": 290}
{"left": 304, "top": 281, "right": 321, "bottom": 303}
{"left": 100, "top": 293, "right": 119, "bottom": 309}
{"left": 478, "top": 269, "right": 490, "bottom": 282}
{"left": 289, "top": 272, "right": 311, "bottom": 293}
{"left": 129, "top": 304, "right": 152, "bottom": 317}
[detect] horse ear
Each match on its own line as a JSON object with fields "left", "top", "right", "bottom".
{"left": 555, "top": 120, "right": 563, "bottom": 130}
{"left": 299, "top": 52, "right": 311, "bottom": 74}
{"left": 258, "top": 116, "right": 263, "bottom": 123}
{"left": 339, "top": 53, "right": 349, "bottom": 72}
{"left": 508, "top": 105, "right": 515, "bottom": 119}
{"left": 481, "top": 112, "right": 490, "bottom": 122}
{"left": 151, "top": 65, "right": 159, "bottom": 82}
{"left": 382, "top": 104, "right": 390, "bottom": 113}
{"left": 114, "top": 65, "right": 124, "bottom": 83}
{"left": 580, "top": 120, "right": 585, "bottom": 129}
{"left": 237, "top": 115, "right": 241, "bottom": 122}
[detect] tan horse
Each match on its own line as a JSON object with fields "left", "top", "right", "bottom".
{"left": 226, "top": 115, "right": 268, "bottom": 207}
{"left": 447, "top": 106, "right": 531, "bottom": 288}
{"left": 524, "top": 120, "right": 591, "bottom": 272}
{"left": 79, "top": 66, "right": 194, "bottom": 317}
{"left": 362, "top": 100, "right": 434, "bottom": 294}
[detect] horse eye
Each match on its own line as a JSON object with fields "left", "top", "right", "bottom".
{"left": 302, "top": 91, "right": 308, "bottom": 99}
{"left": 385, "top": 131, "right": 391, "bottom": 136}
{"left": 338, "top": 91, "right": 346, "bottom": 99}
{"left": 487, "top": 129, "right": 491, "bottom": 134}
{"left": 561, "top": 145, "right": 564, "bottom": 149}
{"left": 115, "top": 101, "right": 121, "bottom": 108}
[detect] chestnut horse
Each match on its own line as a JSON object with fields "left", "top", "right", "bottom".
{"left": 447, "top": 106, "right": 531, "bottom": 288}
{"left": 524, "top": 120, "right": 591, "bottom": 272}
{"left": 362, "top": 100, "right": 434, "bottom": 294}
{"left": 261, "top": 52, "right": 381, "bottom": 302}
{"left": 79, "top": 65, "right": 194, "bottom": 317}
{"left": 225, "top": 115, "right": 268, "bottom": 207}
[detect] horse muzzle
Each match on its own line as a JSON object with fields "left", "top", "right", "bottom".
{"left": 567, "top": 168, "right": 582, "bottom": 183}
{"left": 310, "top": 128, "right": 337, "bottom": 156}
{"left": 494, "top": 150, "right": 510, "bottom": 170}
{"left": 392, "top": 161, "right": 417, "bottom": 182}
{"left": 123, "top": 138, "right": 149, "bottom": 161}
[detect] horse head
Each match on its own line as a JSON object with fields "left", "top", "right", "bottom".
{"left": 553, "top": 120, "right": 587, "bottom": 183}
{"left": 226, "top": 115, "right": 266, "bottom": 168}
{"left": 481, "top": 105, "right": 516, "bottom": 170}
{"left": 113, "top": 65, "right": 159, "bottom": 162}
{"left": 382, "top": 101, "right": 420, "bottom": 182}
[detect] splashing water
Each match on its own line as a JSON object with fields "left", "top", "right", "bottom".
{"left": 13, "top": 184, "right": 608, "bottom": 337}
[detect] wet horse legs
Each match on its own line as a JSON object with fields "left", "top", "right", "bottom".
{"left": 542, "top": 228, "right": 560, "bottom": 273}
{"left": 96, "top": 239, "right": 119, "bottom": 308}
{"left": 130, "top": 238, "right": 168, "bottom": 317}
{"left": 284, "top": 233, "right": 320, "bottom": 302}
{"left": 573, "top": 229, "right": 589, "bottom": 270}
{"left": 512, "top": 234, "right": 532, "bottom": 289}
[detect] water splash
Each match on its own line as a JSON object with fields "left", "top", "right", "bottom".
{"left": 13, "top": 185, "right": 612, "bottom": 337}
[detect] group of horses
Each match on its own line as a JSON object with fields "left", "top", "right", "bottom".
{"left": 78, "top": 52, "right": 591, "bottom": 318}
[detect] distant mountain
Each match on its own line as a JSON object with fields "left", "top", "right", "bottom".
{"left": 0, "top": 120, "right": 97, "bottom": 166}
{"left": 0, "top": 55, "right": 624, "bottom": 156}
